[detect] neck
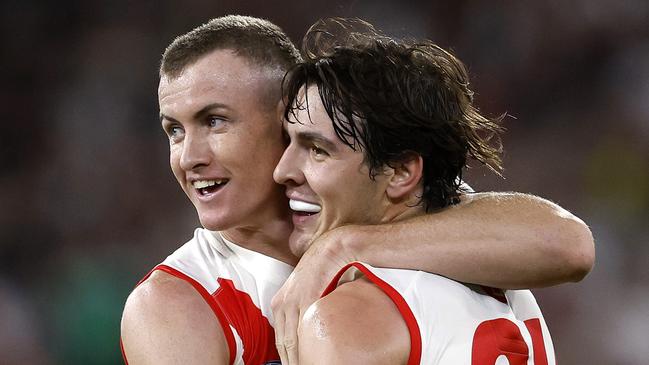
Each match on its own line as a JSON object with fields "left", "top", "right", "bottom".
{"left": 222, "top": 211, "right": 299, "bottom": 266}
{"left": 382, "top": 205, "right": 426, "bottom": 224}
{"left": 379, "top": 193, "right": 427, "bottom": 224}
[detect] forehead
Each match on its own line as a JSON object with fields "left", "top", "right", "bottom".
{"left": 287, "top": 86, "right": 334, "bottom": 132}
{"left": 287, "top": 85, "right": 367, "bottom": 150}
{"left": 158, "top": 49, "right": 280, "bottom": 109}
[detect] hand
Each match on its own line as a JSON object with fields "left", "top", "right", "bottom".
{"left": 271, "top": 227, "right": 356, "bottom": 365}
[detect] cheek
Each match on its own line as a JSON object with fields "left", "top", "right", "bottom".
{"left": 310, "top": 168, "right": 343, "bottom": 203}
{"left": 252, "top": 140, "right": 286, "bottom": 171}
{"left": 332, "top": 169, "right": 378, "bottom": 211}
{"left": 169, "top": 147, "right": 183, "bottom": 182}
{"left": 232, "top": 142, "right": 284, "bottom": 189}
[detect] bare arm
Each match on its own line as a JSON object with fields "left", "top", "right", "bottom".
{"left": 120, "top": 271, "right": 230, "bottom": 365}
{"left": 340, "top": 191, "right": 595, "bottom": 288}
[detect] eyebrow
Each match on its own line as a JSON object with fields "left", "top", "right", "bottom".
{"left": 295, "top": 131, "right": 339, "bottom": 152}
{"left": 159, "top": 103, "right": 231, "bottom": 123}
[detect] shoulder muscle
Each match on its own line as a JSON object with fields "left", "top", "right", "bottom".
{"left": 121, "top": 271, "right": 230, "bottom": 365}
{"left": 299, "top": 277, "right": 410, "bottom": 364}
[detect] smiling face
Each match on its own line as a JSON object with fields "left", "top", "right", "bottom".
{"left": 273, "top": 86, "right": 394, "bottom": 256}
{"left": 159, "top": 49, "right": 290, "bottom": 243}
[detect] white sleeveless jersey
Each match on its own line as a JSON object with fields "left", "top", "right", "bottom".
{"left": 323, "top": 262, "right": 556, "bottom": 365}
{"left": 125, "top": 228, "right": 292, "bottom": 365}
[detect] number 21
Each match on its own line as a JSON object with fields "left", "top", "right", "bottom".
{"left": 472, "top": 318, "right": 549, "bottom": 365}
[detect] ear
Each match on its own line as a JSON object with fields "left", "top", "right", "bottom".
{"left": 276, "top": 98, "right": 286, "bottom": 121}
{"left": 386, "top": 152, "right": 424, "bottom": 201}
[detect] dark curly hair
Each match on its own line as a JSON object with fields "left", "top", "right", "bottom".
{"left": 283, "top": 18, "right": 503, "bottom": 211}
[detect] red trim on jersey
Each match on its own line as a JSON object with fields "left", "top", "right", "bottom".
{"left": 153, "top": 265, "right": 237, "bottom": 365}
{"left": 120, "top": 337, "right": 129, "bottom": 365}
{"left": 322, "top": 262, "right": 422, "bottom": 365}
{"left": 134, "top": 266, "right": 157, "bottom": 286}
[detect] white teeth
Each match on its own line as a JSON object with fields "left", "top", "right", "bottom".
{"left": 289, "top": 199, "right": 321, "bottom": 213}
{"left": 193, "top": 179, "right": 226, "bottom": 189}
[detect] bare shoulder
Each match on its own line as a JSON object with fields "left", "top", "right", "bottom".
{"left": 121, "top": 271, "right": 230, "bottom": 365}
{"left": 298, "top": 277, "right": 410, "bottom": 364}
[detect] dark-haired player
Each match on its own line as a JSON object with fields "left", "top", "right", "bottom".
{"left": 276, "top": 18, "right": 556, "bottom": 364}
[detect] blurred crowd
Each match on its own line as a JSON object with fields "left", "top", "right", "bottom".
{"left": 1, "top": 1, "right": 647, "bottom": 364}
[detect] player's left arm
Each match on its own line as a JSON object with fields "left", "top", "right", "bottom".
{"left": 320, "top": 191, "right": 594, "bottom": 289}
{"left": 346, "top": 191, "right": 594, "bottom": 288}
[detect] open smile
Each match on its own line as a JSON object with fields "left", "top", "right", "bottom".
{"left": 289, "top": 199, "right": 321, "bottom": 215}
{"left": 289, "top": 199, "right": 321, "bottom": 225}
{"left": 192, "top": 179, "right": 229, "bottom": 199}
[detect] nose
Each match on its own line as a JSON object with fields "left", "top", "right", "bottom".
{"left": 179, "top": 131, "right": 211, "bottom": 171}
{"left": 273, "top": 144, "right": 303, "bottom": 186}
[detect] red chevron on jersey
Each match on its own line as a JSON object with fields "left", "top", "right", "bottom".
{"left": 214, "top": 278, "right": 280, "bottom": 364}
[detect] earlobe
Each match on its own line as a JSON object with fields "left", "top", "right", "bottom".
{"left": 386, "top": 153, "right": 423, "bottom": 201}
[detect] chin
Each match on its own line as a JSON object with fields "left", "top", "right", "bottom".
{"left": 198, "top": 212, "right": 234, "bottom": 232}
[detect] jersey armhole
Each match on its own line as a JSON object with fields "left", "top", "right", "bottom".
{"left": 322, "top": 262, "right": 422, "bottom": 365}
{"left": 137, "top": 264, "right": 237, "bottom": 365}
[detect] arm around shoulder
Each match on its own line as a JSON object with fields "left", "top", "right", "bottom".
{"left": 330, "top": 192, "right": 595, "bottom": 289}
{"left": 120, "top": 271, "right": 230, "bottom": 365}
{"left": 467, "top": 192, "right": 595, "bottom": 284}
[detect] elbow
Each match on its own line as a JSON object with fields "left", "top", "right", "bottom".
{"left": 567, "top": 223, "right": 595, "bottom": 282}
{"left": 552, "top": 215, "right": 596, "bottom": 283}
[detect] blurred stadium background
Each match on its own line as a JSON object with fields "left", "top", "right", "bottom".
{"left": 1, "top": 0, "right": 648, "bottom": 364}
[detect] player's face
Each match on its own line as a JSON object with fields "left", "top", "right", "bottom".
{"left": 159, "top": 49, "right": 288, "bottom": 232}
{"left": 273, "top": 86, "right": 391, "bottom": 256}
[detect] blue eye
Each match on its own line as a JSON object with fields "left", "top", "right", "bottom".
{"left": 208, "top": 116, "right": 226, "bottom": 128}
{"left": 170, "top": 126, "right": 182, "bottom": 136}
{"left": 165, "top": 125, "right": 184, "bottom": 143}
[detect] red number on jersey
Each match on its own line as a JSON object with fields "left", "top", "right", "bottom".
{"left": 524, "top": 318, "right": 549, "bottom": 365}
{"left": 471, "top": 318, "right": 548, "bottom": 365}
